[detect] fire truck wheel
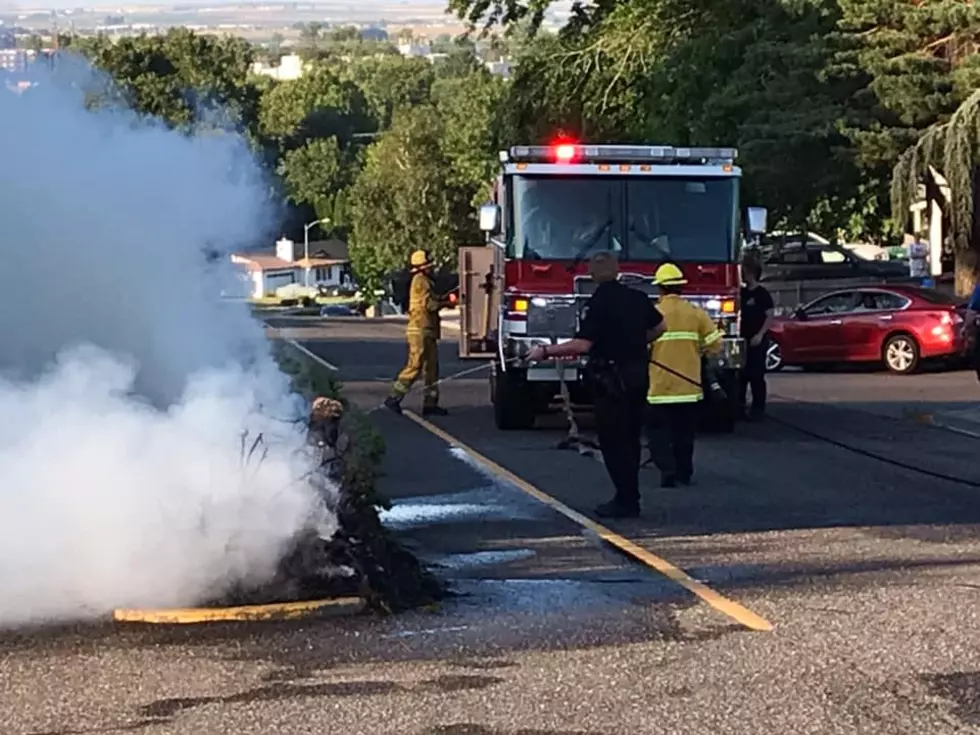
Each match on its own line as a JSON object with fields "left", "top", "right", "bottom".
{"left": 492, "top": 368, "right": 535, "bottom": 430}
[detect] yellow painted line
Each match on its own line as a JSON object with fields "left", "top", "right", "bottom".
{"left": 113, "top": 596, "right": 365, "bottom": 624}
{"left": 403, "top": 410, "right": 774, "bottom": 633}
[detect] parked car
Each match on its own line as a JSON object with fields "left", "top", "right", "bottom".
{"left": 319, "top": 303, "right": 355, "bottom": 317}
{"left": 759, "top": 235, "right": 909, "bottom": 283}
{"left": 767, "top": 285, "right": 968, "bottom": 374}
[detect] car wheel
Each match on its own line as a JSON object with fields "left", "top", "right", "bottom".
{"left": 883, "top": 334, "right": 920, "bottom": 374}
{"left": 765, "top": 341, "right": 784, "bottom": 372}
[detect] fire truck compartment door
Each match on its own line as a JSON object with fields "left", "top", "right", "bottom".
{"left": 458, "top": 245, "right": 501, "bottom": 359}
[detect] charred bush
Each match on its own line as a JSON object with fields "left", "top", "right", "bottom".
{"left": 219, "top": 348, "right": 443, "bottom": 612}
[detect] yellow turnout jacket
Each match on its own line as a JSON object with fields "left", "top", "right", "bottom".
{"left": 647, "top": 294, "right": 723, "bottom": 404}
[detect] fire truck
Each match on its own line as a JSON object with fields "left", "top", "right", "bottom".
{"left": 456, "top": 143, "right": 768, "bottom": 432}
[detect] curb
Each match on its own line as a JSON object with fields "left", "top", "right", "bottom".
{"left": 112, "top": 596, "right": 366, "bottom": 624}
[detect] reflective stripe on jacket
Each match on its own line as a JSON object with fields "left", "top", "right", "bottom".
{"left": 406, "top": 272, "right": 442, "bottom": 336}
{"left": 648, "top": 294, "right": 724, "bottom": 404}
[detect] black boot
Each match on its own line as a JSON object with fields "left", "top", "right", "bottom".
{"left": 383, "top": 396, "right": 403, "bottom": 415}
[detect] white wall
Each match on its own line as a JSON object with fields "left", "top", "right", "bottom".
{"left": 308, "top": 264, "right": 353, "bottom": 289}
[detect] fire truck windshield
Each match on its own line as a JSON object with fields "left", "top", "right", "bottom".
{"left": 507, "top": 175, "right": 738, "bottom": 263}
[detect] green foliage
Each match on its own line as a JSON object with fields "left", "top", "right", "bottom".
{"left": 342, "top": 55, "right": 435, "bottom": 129}
{"left": 258, "top": 64, "right": 373, "bottom": 146}
{"left": 72, "top": 29, "right": 260, "bottom": 134}
{"left": 431, "top": 69, "right": 508, "bottom": 202}
{"left": 348, "top": 104, "right": 478, "bottom": 285}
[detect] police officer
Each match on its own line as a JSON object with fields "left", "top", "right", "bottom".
{"left": 528, "top": 252, "right": 665, "bottom": 518}
{"left": 645, "top": 263, "right": 724, "bottom": 487}
{"left": 385, "top": 250, "right": 455, "bottom": 416}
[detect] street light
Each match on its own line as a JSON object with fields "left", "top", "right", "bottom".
{"left": 304, "top": 217, "right": 330, "bottom": 287}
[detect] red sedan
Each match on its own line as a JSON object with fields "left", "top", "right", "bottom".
{"left": 767, "top": 286, "right": 968, "bottom": 374}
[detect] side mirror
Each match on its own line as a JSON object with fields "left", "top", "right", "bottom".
{"left": 479, "top": 202, "right": 500, "bottom": 234}
{"left": 746, "top": 206, "right": 768, "bottom": 236}
{"left": 794, "top": 307, "right": 807, "bottom": 321}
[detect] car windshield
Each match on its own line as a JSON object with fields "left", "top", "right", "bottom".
{"left": 507, "top": 174, "right": 738, "bottom": 263}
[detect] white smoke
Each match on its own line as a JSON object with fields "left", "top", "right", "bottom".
{"left": 0, "top": 57, "right": 331, "bottom": 626}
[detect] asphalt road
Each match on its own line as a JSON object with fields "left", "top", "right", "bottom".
{"left": 4, "top": 317, "right": 980, "bottom": 735}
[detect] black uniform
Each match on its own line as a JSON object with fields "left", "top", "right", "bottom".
{"left": 739, "top": 283, "right": 774, "bottom": 417}
{"left": 577, "top": 281, "right": 664, "bottom": 514}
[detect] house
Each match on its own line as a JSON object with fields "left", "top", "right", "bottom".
{"left": 250, "top": 53, "right": 306, "bottom": 81}
{"left": 231, "top": 236, "right": 353, "bottom": 299}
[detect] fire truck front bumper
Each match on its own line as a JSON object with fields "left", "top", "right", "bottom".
{"left": 712, "top": 337, "right": 745, "bottom": 371}
{"left": 504, "top": 336, "right": 746, "bottom": 377}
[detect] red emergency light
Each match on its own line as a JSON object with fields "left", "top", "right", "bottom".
{"left": 554, "top": 144, "right": 576, "bottom": 162}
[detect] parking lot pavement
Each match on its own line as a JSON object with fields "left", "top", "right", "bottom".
{"left": 6, "top": 320, "right": 980, "bottom": 734}
{"left": 289, "top": 320, "right": 980, "bottom": 731}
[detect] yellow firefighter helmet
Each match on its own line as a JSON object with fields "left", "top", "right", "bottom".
{"left": 410, "top": 250, "right": 431, "bottom": 267}
{"left": 653, "top": 262, "right": 688, "bottom": 286}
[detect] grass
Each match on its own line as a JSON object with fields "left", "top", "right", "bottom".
{"left": 271, "top": 338, "right": 442, "bottom": 611}
{"left": 272, "top": 340, "right": 387, "bottom": 511}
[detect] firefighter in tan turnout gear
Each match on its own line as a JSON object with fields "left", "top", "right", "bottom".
{"left": 645, "top": 262, "right": 724, "bottom": 488}
{"left": 384, "top": 250, "right": 455, "bottom": 416}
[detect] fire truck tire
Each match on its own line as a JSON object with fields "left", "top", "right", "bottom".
{"left": 492, "top": 367, "right": 535, "bottom": 430}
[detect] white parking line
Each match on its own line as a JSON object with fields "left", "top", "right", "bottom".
{"left": 285, "top": 339, "right": 339, "bottom": 371}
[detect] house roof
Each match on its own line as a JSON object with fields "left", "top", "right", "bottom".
{"left": 232, "top": 237, "right": 349, "bottom": 272}
{"left": 231, "top": 253, "right": 297, "bottom": 272}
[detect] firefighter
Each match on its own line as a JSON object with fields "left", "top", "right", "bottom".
{"left": 527, "top": 252, "right": 666, "bottom": 518}
{"left": 384, "top": 250, "right": 454, "bottom": 416}
{"left": 646, "top": 263, "right": 724, "bottom": 488}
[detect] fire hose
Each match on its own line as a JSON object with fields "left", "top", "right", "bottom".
{"left": 545, "top": 307, "right": 600, "bottom": 457}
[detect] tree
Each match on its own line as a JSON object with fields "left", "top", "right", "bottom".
{"left": 279, "top": 136, "right": 354, "bottom": 231}
{"left": 834, "top": 1, "right": 980, "bottom": 240}
{"left": 892, "top": 89, "right": 980, "bottom": 292}
{"left": 342, "top": 55, "right": 435, "bottom": 129}
{"left": 349, "top": 105, "right": 478, "bottom": 291}
{"left": 70, "top": 29, "right": 261, "bottom": 134}
{"left": 431, "top": 69, "right": 508, "bottom": 202}
{"left": 258, "top": 64, "right": 373, "bottom": 146}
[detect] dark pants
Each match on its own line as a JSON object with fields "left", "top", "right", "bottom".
{"left": 645, "top": 402, "right": 698, "bottom": 481}
{"left": 739, "top": 340, "right": 768, "bottom": 415}
{"left": 593, "top": 367, "right": 647, "bottom": 508}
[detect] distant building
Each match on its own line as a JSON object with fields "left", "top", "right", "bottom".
{"left": 0, "top": 49, "right": 34, "bottom": 73}
{"left": 250, "top": 53, "right": 305, "bottom": 81}
{"left": 397, "top": 42, "right": 431, "bottom": 58}
{"left": 485, "top": 60, "right": 511, "bottom": 79}
{"left": 231, "top": 237, "right": 352, "bottom": 299}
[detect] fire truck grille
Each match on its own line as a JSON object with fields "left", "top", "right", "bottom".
{"left": 526, "top": 298, "right": 579, "bottom": 337}
{"left": 575, "top": 274, "right": 658, "bottom": 299}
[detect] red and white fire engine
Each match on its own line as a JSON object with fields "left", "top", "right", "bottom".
{"left": 456, "top": 142, "right": 768, "bottom": 432}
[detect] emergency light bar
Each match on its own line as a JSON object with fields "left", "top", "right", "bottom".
{"left": 505, "top": 144, "right": 738, "bottom": 166}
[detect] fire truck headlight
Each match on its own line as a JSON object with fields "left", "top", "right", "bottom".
{"left": 706, "top": 299, "right": 722, "bottom": 312}
{"left": 531, "top": 297, "right": 548, "bottom": 308}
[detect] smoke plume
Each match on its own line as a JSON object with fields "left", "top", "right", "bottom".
{"left": 0, "top": 57, "right": 330, "bottom": 626}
